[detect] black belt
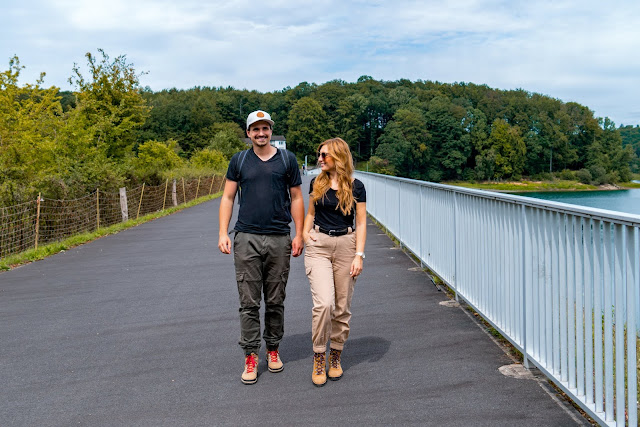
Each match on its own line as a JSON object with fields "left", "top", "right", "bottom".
{"left": 315, "top": 225, "right": 351, "bottom": 236}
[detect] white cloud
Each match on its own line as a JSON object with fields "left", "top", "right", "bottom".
{"left": 1, "top": 0, "right": 639, "bottom": 124}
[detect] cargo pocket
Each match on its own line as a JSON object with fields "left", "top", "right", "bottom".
{"left": 236, "top": 272, "right": 260, "bottom": 308}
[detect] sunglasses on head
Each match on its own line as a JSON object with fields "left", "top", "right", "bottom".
{"left": 317, "top": 152, "right": 331, "bottom": 159}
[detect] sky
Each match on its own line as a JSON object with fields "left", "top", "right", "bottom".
{"left": 2, "top": 0, "right": 639, "bottom": 126}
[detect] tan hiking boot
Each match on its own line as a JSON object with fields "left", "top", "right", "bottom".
{"left": 266, "top": 349, "right": 284, "bottom": 373}
{"left": 312, "top": 352, "right": 327, "bottom": 387}
{"left": 241, "top": 353, "right": 258, "bottom": 385}
{"left": 328, "top": 348, "right": 343, "bottom": 381}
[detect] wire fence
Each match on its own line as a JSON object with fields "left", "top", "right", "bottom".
{"left": 0, "top": 175, "right": 226, "bottom": 260}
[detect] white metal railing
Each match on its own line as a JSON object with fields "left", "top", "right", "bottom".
{"left": 355, "top": 171, "right": 638, "bottom": 427}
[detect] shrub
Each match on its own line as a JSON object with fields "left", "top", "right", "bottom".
{"left": 576, "top": 169, "right": 592, "bottom": 184}
{"left": 557, "top": 169, "right": 576, "bottom": 181}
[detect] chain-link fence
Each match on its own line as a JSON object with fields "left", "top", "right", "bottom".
{"left": 0, "top": 175, "right": 225, "bottom": 260}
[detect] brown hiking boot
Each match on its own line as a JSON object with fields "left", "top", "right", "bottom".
{"left": 241, "top": 353, "right": 258, "bottom": 385}
{"left": 328, "top": 348, "right": 343, "bottom": 381}
{"left": 312, "top": 352, "right": 327, "bottom": 387}
{"left": 266, "top": 349, "right": 284, "bottom": 373}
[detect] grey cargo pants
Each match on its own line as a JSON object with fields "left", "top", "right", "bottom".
{"left": 233, "top": 232, "right": 292, "bottom": 355}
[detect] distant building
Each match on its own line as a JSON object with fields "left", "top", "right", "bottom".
{"left": 243, "top": 135, "right": 286, "bottom": 150}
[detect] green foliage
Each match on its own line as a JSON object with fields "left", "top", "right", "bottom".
{"left": 207, "top": 128, "right": 246, "bottom": 160}
{"left": 3, "top": 52, "right": 638, "bottom": 208}
{"left": 286, "top": 97, "right": 329, "bottom": 157}
{"left": 69, "top": 49, "right": 151, "bottom": 160}
{"left": 575, "top": 168, "right": 593, "bottom": 184}
{"left": 190, "top": 147, "right": 228, "bottom": 171}
{"left": 366, "top": 156, "right": 395, "bottom": 175}
{"left": 132, "top": 139, "right": 184, "bottom": 182}
{"left": 0, "top": 56, "right": 63, "bottom": 204}
{"left": 619, "top": 125, "right": 640, "bottom": 173}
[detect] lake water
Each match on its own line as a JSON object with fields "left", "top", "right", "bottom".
{"left": 513, "top": 189, "right": 640, "bottom": 216}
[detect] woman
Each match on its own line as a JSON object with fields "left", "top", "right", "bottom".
{"left": 303, "top": 137, "right": 367, "bottom": 387}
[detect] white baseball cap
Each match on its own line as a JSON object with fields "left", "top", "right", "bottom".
{"left": 246, "top": 110, "right": 274, "bottom": 130}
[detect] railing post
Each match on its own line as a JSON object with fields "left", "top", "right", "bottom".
{"left": 162, "top": 179, "right": 169, "bottom": 211}
{"left": 96, "top": 188, "right": 100, "bottom": 229}
{"left": 521, "top": 204, "right": 529, "bottom": 368}
{"left": 172, "top": 180, "right": 178, "bottom": 207}
{"left": 209, "top": 175, "right": 215, "bottom": 195}
{"left": 453, "top": 191, "right": 458, "bottom": 300}
{"left": 137, "top": 183, "right": 145, "bottom": 220}
{"left": 34, "top": 193, "right": 41, "bottom": 250}
{"left": 419, "top": 185, "right": 424, "bottom": 269}
{"left": 119, "top": 187, "right": 128, "bottom": 222}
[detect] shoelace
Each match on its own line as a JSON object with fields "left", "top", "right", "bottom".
{"left": 245, "top": 355, "right": 257, "bottom": 373}
{"left": 267, "top": 351, "right": 279, "bottom": 363}
{"left": 314, "top": 354, "right": 325, "bottom": 374}
{"left": 330, "top": 350, "right": 340, "bottom": 368}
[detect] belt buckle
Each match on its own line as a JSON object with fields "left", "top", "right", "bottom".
{"left": 328, "top": 229, "right": 337, "bottom": 236}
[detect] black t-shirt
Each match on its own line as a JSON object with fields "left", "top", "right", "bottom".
{"left": 310, "top": 177, "right": 366, "bottom": 230}
{"left": 226, "top": 149, "right": 302, "bottom": 235}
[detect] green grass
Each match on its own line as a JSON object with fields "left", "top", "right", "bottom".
{"left": 0, "top": 192, "right": 221, "bottom": 271}
{"left": 445, "top": 180, "right": 600, "bottom": 191}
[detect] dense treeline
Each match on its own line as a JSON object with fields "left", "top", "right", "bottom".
{"left": 2, "top": 51, "right": 637, "bottom": 206}
{"left": 137, "top": 76, "right": 635, "bottom": 184}
{"left": 619, "top": 125, "right": 640, "bottom": 173}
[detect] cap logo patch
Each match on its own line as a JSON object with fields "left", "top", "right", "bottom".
{"left": 257, "top": 112, "right": 265, "bottom": 118}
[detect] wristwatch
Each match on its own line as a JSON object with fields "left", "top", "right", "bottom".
{"left": 355, "top": 252, "right": 365, "bottom": 259}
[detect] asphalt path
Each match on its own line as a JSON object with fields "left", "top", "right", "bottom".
{"left": 0, "top": 174, "right": 588, "bottom": 426}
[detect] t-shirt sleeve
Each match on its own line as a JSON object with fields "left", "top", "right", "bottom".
{"left": 353, "top": 179, "right": 366, "bottom": 203}
{"left": 287, "top": 151, "right": 302, "bottom": 187}
{"left": 309, "top": 177, "right": 316, "bottom": 194}
{"left": 225, "top": 151, "right": 241, "bottom": 182}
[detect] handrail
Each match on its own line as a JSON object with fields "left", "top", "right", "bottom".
{"left": 355, "top": 171, "right": 638, "bottom": 427}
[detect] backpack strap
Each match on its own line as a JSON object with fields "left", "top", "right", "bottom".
{"left": 236, "top": 149, "right": 250, "bottom": 182}
{"left": 278, "top": 148, "right": 291, "bottom": 180}
{"left": 235, "top": 149, "right": 251, "bottom": 204}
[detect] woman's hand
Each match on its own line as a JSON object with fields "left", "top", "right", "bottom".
{"left": 350, "top": 255, "right": 363, "bottom": 277}
{"left": 303, "top": 230, "right": 317, "bottom": 244}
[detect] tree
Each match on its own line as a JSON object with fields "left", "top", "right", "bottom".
{"left": 375, "top": 108, "right": 431, "bottom": 179}
{"left": 207, "top": 128, "right": 246, "bottom": 160}
{"left": 190, "top": 148, "right": 228, "bottom": 172}
{"left": 68, "top": 49, "right": 151, "bottom": 160}
{"left": 286, "top": 97, "right": 329, "bottom": 158}
{"left": 0, "top": 56, "right": 62, "bottom": 204}
{"left": 486, "top": 119, "right": 526, "bottom": 179}
{"left": 132, "top": 139, "right": 184, "bottom": 182}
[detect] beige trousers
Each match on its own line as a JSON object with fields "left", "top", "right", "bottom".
{"left": 304, "top": 226, "right": 357, "bottom": 353}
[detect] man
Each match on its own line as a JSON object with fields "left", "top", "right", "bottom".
{"left": 218, "top": 110, "right": 304, "bottom": 385}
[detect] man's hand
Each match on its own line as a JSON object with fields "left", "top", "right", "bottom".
{"left": 218, "top": 234, "right": 232, "bottom": 254}
{"left": 291, "top": 235, "right": 303, "bottom": 257}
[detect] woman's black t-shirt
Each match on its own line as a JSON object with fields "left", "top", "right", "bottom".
{"left": 310, "top": 177, "right": 366, "bottom": 230}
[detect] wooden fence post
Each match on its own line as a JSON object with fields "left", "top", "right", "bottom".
{"left": 195, "top": 177, "right": 201, "bottom": 199}
{"left": 35, "top": 193, "right": 42, "bottom": 250}
{"left": 209, "top": 175, "right": 215, "bottom": 195}
{"left": 172, "top": 180, "right": 177, "bottom": 207}
{"left": 96, "top": 188, "right": 100, "bottom": 229}
{"left": 218, "top": 176, "right": 226, "bottom": 193}
{"left": 162, "top": 179, "right": 169, "bottom": 211}
{"left": 182, "top": 177, "right": 186, "bottom": 204}
{"left": 137, "top": 183, "right": 145, "bottom": 220}
{"left": 119, "top": 187, "right": 129, "bottom": 222}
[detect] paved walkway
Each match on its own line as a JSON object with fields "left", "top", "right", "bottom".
{"left": 0, "top": 175, "right": 588, "bottom": 426}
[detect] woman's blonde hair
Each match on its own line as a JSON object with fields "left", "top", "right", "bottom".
{"left": 310, "top": 137, "right": 355, "bottom": 215}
